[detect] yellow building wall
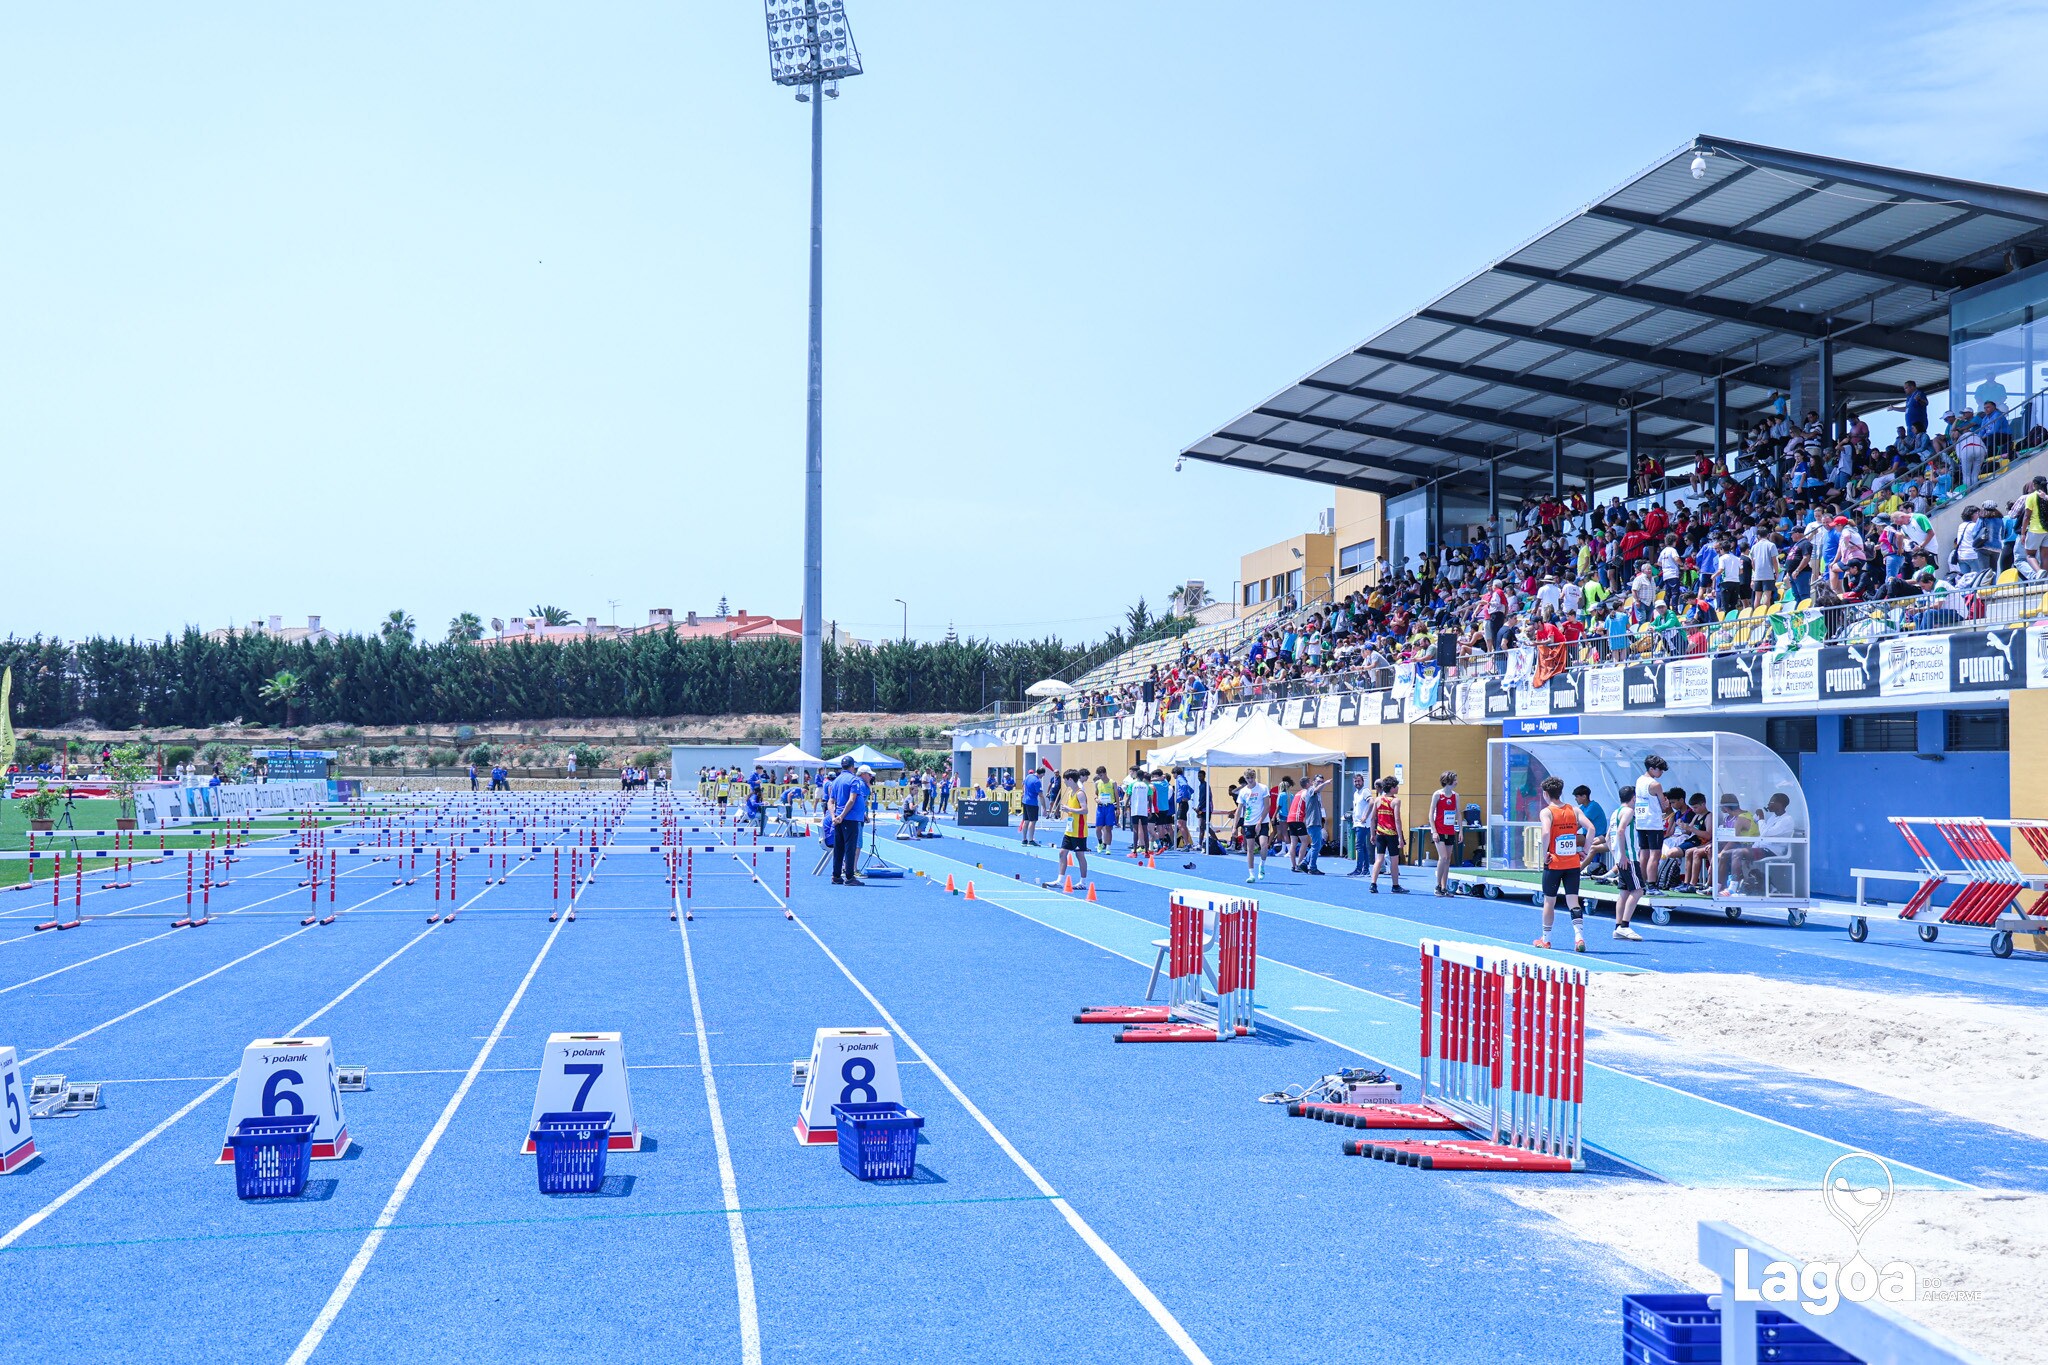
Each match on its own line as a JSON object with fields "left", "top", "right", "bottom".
{"left": 1239, "top": 533, "right": 1334, "bottom": 609}
{"left": 1332, "top": 488, "right": 1386, "bottom": 587}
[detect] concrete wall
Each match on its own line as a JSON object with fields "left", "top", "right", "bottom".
{"left": 671, "top": 744, "right": 762, "bottom": 779}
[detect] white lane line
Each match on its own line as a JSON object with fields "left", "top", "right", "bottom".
{"left": 675, "top": 881, "right": 763, "bottom": 1365}
{"left": 0, "top": 857, "right": 373, "bottom": 995}
{"left": 14, "top": 864, "right": 409, "bottom": 1067}
{"left": 732, "top": 846, "right": 1213, "bottom": 1365}
{"left": 284, "top": 838, "right": 583, "bottom": 1365}
{"left": 0, "top": 834, "right": 557, "bottom": 1255}
{"left": 0, "top": 853, "right": 301, "bottom": 937}
{"left": 0, "top": 917, "right": 445, "bottom": 1252}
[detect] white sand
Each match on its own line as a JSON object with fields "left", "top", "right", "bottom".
{"left": 1506, "top": 1183, "right": 2046, "bottom": 1363}
{"left": 1588, "top": 972, "right": 2048, "bottom": 1140}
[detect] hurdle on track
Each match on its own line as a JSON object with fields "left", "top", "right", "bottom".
{"left": 1073, "top": 890, "right": 1258, "bottom": 1043}
{"left": 1321, "top": 939, "right": 1586, "bottom": 1173}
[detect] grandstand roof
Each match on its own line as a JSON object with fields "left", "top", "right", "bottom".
{"left": 1184, "top": 136, "right": 2048, "bottom": 501}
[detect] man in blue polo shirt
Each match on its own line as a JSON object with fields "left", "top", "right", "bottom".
{"left": 828, "top": 756, "right": 869, "bottom": 886}
{"left": 1020, "top": 765, "right": 1044, "bottom": 847}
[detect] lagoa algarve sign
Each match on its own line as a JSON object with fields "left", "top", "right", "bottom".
{"left": 1730, "top": 1153, "right": 1917, "bottom": 1314}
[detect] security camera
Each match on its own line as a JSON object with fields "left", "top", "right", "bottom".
{"left": 1690, "top": 153, "right": 1707, "bottom": 180}
{"left": 1174, "top": 456, "right": 1186, "bottom": 473}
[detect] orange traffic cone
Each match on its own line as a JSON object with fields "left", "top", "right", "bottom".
{"left": 945, "top": 873, "right": 956, "bottom": 893}
{"left": 1061, "top": 874, "right": 1073, "bottom": 894}
{"left": 1086, "top": 881, "right": 1098, "bottom": 902}
{"left": 1146, "top": 852, "right": 1156, "bottom": 869}
{"left": 964, "top": 881, "right": 976, "bottom": 900}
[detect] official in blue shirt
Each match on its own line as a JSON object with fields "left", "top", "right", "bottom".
{"left": 1574, "top": 785, "right": 1608, "bottom": 875}
{"left": 829, "top": 757, "right": 870, "bottom": 885}
{"left": 1020, "top": 769, "right": 1044, "bottom": 846}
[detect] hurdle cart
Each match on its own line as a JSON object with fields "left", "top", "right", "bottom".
{"left": 1844, "top": 816, "right": 2048, "bottom": 959}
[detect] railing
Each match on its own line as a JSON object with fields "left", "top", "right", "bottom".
{"left": 983, "top": 574, "right": 2044, "bottom": 743}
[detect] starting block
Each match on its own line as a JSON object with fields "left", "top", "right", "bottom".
{"left": 796, "top": 1028, "right": 902, "bottom": 1145}
{"left": 524, "top": 1033, "right": 639, "bottom": 1153}
{"left": 0, "top": 1047, "right": 34, "bottom": 1174}
{"left": 217, "top": 1037, "right": 351, "bottom": 1163}
{"left": 1299, "top": 940, "right": 1587, "bottom": 1172}
{"left": 1075, "top": 890, "right": 1257, "bottom": 1042}
{"left": 27, "top": 1075, "right": 99, "bottom": 1119}
{"left": 336, "top": 1065, "right": 368, "bottom": 1092}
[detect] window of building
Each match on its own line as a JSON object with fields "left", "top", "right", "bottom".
{"left": 1945, "top": 709, "right": 2009, "bottom": 752}
{"left": 1840, "top": 713, "right": 1919, "bottom": 753}
{"left": 1765, "top": 717, "right": 1817, "bottom": 753}
{"left": 1339, "top": 539, "right": 1376, "bottom": 576}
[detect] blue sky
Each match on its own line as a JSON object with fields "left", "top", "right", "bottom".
{"left": 8, "top": 1, "right": 2044, "bottom": 646}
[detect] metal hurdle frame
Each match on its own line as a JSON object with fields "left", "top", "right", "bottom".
{"left": 1885, "top": 816, "right": 2048, "bottom": 958}
{"left": 1415, "top": 939, "right": 1586, "bottom": 1169}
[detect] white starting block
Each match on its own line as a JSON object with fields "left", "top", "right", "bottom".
{"left": 523, "top": 1032, "right": 639, "bottom": 1153}
{"left": 795, "top": 1027, "right": 902, "bottom": 1145}
{"left": 217, "top": 1037, "right": 351, "bottom": 1162}
{"left": 336, "top": 1065, "right": 368, "bottom": 1092}
{"left": 0, "top": 1047, "right": 35, "bottom": 1174}
{"left": 27, "top": 1076, "right": 100, "bottom": 1119}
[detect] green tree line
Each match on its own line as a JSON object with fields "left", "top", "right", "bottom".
{"left": 0, "top": 629, "right": 1135, "bottom": 729}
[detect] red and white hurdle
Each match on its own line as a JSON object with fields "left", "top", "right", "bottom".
{"left": 1072, "top": 890, "right": 1258, "bottom": 1042}
{"left": 1318, "top": 939, "right": 1587, "bottom": 1172}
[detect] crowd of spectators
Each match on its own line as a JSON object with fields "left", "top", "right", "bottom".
{"left": 1041, "top": 385, "right": 2048, "bottom": 722}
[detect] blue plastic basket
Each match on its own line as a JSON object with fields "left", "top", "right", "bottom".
{"left": 831, "top": 1103, "right": 922, "bottom": 1181}
{"left": 1620, "top": 1295, "right": 1862, "bottom": 1364}
{"left": 228, "top": 1116, "right": 318, "bottom": 1200}
{"left": 532, "top": 1111, "right": 613, "bottom": 1194}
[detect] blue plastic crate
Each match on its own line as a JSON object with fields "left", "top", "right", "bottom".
{"left": 228, "top": 1116, "right": 318, "bottom": 1200}
{"left": 532, "top": 1111, "right": 613, "bottom": 1194}
{"left": 831, "top": 1102, "right": 922, "bottom": 1181}
{"left": 1621, "top": 1295, "right": 1861, "bottom": 1364}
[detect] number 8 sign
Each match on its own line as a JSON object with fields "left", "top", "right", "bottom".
{"left": 0, "top": 1046, "right": 36, "bottom": 1174}
{"left": 524, "top": 1033, "right": 640, "bottom": 1153}
{"left": 795, "top": 1028, "right": 902, "bottom": 1144}
{"left": 218, "top": 1037, "right": 351, "bottom": 1163}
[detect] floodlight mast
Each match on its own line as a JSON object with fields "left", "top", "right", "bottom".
{"left": 765, "top": 0, "right": 862, "bottom": 759}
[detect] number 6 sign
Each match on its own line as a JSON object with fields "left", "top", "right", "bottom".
{"left": 0, "top": 1046, "right": 36, "bottom": 1174}
{"left": 795, "top": 1028, "right": 902, "bottom": 1145}
{"left": 218, "top": 1037, "right": 350, "bottom": 1163}
{"left": 524, "top": 1033, "right": 640, "bottom": 1153}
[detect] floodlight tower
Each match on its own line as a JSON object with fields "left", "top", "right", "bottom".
{"left": 764, "top": 0, "right": 862, "bottom": 760}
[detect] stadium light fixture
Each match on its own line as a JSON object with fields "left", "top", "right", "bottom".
{"left": 764, "top": 0, "right": 863, "bottom": 760}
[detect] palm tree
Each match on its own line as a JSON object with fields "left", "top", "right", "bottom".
{"left": 258, "top": 669, "right": 305, "bottom": 726}
{"left": 381, "top": 610, "right": 416, "bottom": 643}
{"left": 447, "top": 612, "right": 484, "bottom": 643}
{"left": 530, "top": 604, "right": 574, "bottom": 626}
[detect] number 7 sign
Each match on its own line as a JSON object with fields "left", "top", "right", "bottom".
{"left": 524, "top": 1033, "right": 639, "bottom": 1153}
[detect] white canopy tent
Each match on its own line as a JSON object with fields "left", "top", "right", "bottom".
{"left": 1024, "top": 679, "right": 1074, "bottom": 698}
{"left": 1202, "top": 712, "right": 1344, "bottom": 769}
{"left": 754, "top": 743, "right": 829, "bottom": 768}
{"left": 1147, "top": 713, "right": 1250, "bottom": 767}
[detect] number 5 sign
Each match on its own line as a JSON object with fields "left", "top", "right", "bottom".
{"left": 795, "top": 1028, "right": 902, "bottom": 1145}
{"left": 0, "top": 1046, "right": 36, "bottom": 1174}
{"left": 523, "top": 1033, "right": 640, "bottom": 1153}
{"left": 217, "top": 1037, "right": 350, "bottom": 1163}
